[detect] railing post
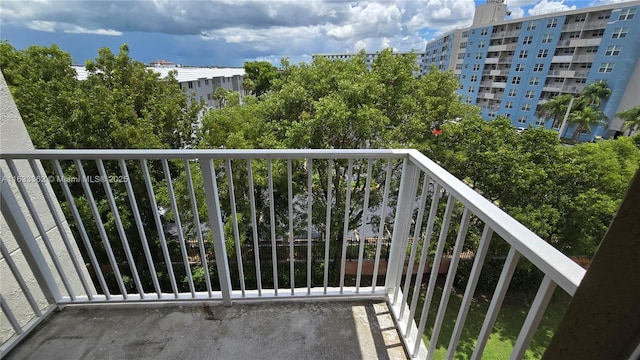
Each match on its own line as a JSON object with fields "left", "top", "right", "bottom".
{"left": 0, "top": 168, "right": 61, "bottom": 304}
{"left": 385, "top": 158, "right": 420, "bottom": 293}
{"left": 200, "top": 159, "right": 233, "bottom": 306}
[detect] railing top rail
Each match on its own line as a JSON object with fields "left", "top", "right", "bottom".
{"left": 0, "top": 149, "right": 412, "bottom": 160}
{"left": 407, "top": 150, "right": 586, "bottom": 295}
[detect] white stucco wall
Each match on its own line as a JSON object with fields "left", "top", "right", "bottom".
{"left": 0, "top": 70, "right": 95, "bottom": 345}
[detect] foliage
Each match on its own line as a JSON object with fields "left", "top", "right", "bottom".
{"left": 568, "top": 106, "right": 608, "bottom": 142}
{"left": 430, "top": 116, "right": 640, "bottom": 256}
{"left": 618, "top": 105, "right": 640, "bottom": 136}
{"left": 243, "top": 60, "right": 279, "bottom": 97}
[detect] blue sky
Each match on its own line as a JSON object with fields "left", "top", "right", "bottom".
{"left": 0, "top": 0, "right": 628, "bottom": 67}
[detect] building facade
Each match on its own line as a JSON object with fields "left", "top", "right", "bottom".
{"left": 425, "top": 0, "right": 640, "bottom": 139}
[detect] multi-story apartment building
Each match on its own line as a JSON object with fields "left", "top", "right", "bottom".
{"left": 72, "top": 65, "right": 246, "bottom": 109}
{"left": 425, "top": 0, "right": 640, "bottom": 139}
{"left": 313, "top": 51, "right": 427, "bottom": 76}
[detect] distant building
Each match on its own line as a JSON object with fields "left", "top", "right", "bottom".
{"left": 72, "top": 66, "right": 247, "bottom": 110}
{"left": 424, "top": 0, "right": 640, "bottom": 139}
{"left": 313, "top": 51, "right": 427, "bottom": 76}
{"left": 149, "top": 59, "right": 177, "bottom": 67}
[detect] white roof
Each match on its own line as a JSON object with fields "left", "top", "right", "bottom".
{"left": 72, "top": 66, "right": 244, "bottom": 83}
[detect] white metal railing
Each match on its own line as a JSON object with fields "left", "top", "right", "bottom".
{"left": 0, "top": 149, "right": 586, "bottom": 359}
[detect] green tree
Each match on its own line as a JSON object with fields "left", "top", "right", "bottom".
{"left": 617, "top": 105, "right": 640, "bottom": 136}
{"left": 536, "top": 94, "right": 572, "bottom": 129}
{"left": 568, "top": 106, "right": 608, "bottom": 142}
{"left": 577, "top": 81, "right": 612, "bottom": 109}
{"left": 243, "top": 61, "right": 279, "bottom": 97}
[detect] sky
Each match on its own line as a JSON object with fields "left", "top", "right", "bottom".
{"left": 0, "top": 0, "right": 632, "bottom": 67}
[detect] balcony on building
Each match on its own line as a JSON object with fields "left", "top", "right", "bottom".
{"left": 1, "top": 145, "right": 590, "bottom": 360}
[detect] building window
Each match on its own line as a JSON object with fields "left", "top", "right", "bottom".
{"left": 478, "top": 41, "right": 485, "bottom": 48}
{"left": 205, "top": 79, "right": 209, "bottom": 85}
{"left": 541, "top": 34, "right": 553, "bottom": 44}
{"left": 462, "top": 31, "right": 468, "bottom": 38}
{"left": 598, "top": 62, "right": 615, "bottom": 73}
{"left": 519, "top": 50, "right": 528, "bottom": 59}
{"left": 475, "top": 52, "right": 483, "bottom": 59}
{"left": 517, "top": 116, "right": 528, "bottom": 124}
{"left": 198, "top": 80, "right": 201, "bottom": 87}
{"left": 537, "top": 49, "right": 549, "bottom": 58}
{"left": 598, "top": 12, "right": 611, "bottom": 20}
{"left": 591, "top": 29, "right": 605, "bottom": 37}
{"left": 619, "top": 8, "right": 636, "bottom": 21}
{"left": 511, "top": 77, "right": 521, "bottom": 85}
{"left": 481, "top": 28, "right": 488, "bottom": 36}
{"left": 515, "top": 64, "right": 525, "bottom": 72}
{"left": 535, "top": 118, "right": 546, "bottom": 126}
{"left": 612, "top": 27, "right": 628, "bottom": 39}
{"left": 455, "top": 64, "right": 463, "bottom": 70}
{"left": 525, "top": 90, "right": 535, "bottom": 99}
{"left": 505, "top": 101, "right": 514, "bottom": 109}
{"left": 468, "top": 86, "right": 475, "bottom": 93}
{"left": 521, "top": 103, "right": 532, "bottom": 111}
{"left": 522, "top": 36, "right": 533, "bottom": 45}
{"left": 457, "top": 53, "right": 465, "bottom": 59}
{"left": 605, "top": 45, "right": 621, "bottom": 56}
{"left": 473, "top": 64, "right": 481, "bottom": 71}
{"left": 471, "top": 75, "right": 478, "bottom": 82}
{"left": 533, "top": 64, "right": 544, "bottom": 72}
{"left": 546, "top": 18, "right": 558, "bottom": 28}
{"left": 526, "top": 21, "right": 537, "bottom": 31}
{"left": 460, "top": 42, "right": 467, "bottom": 48}
{"left": 529, "top": 77, "right": 540, "bottom": 86}
{"left": 508, "top": 89, "right": 517, "bottom": 97}
{"left": 488, "top": 110, "right": 496, "bottom": 118}
{"left": 585, "top": 46, "right": 599, "bottom": 53}
{"left": 188, "top": 81, "right": 193, "bottom": 89}
{"left": 207, "top": 93, "right": 211, "bottom": 100}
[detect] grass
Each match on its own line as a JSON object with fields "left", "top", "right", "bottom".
{"left": 413, "top": 285, "right": 571, "bottom": 360}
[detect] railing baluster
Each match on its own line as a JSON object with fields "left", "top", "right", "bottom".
{"left": 183, "top": 159, "right": 212, "bottom": 297}
{"left": 287, "top": 159, "right": 295, "bottom": 294}
{"left": 446, "top": 225, "right": 494, "bottom": 360}
{"left": 119, "top": 159, "right": 162, "bottom": 298}
{"left": 0, "top": 295, "right": 22, "bottom": 335}
{"left": 267, "top": 158, "right": 278, "bottom": 295}
{"left": 96, "top": 159, "right": 144, "bottom": 298}
{"left": 323, "top": 159, "right": 333, "bottom": 294}
{"left": 471, "top": 246, "right": 521, "bottom": 360}
{"left": 162, "top": 159, "right": 195, "bottom": 297}
{"left": 511, "top": 275, "right": 556, "bottom": 360}
{"left": 75, "top": 160, "right": 127, "bottom": 298}
{"left": 306, "top": 158, "right": 313, "bottom": 295}
{"left": 201, "top": 158, "right": 232, "bottom": 305}
{"left": 51, "top": 160, "right": 109, "bottom": 299}
{"left": 406, "top": 182, "right": 441, "bottom": 336}
{"left": 400, "top": 174, "right": 430, "bottom": 317}
{"left": 372, "top": 159, "right": 393, "bottom": 293}
{"left": 387, "top": 159, "right": 419, "bottom": 305}
{"left": 427, "top": 207, "right": 472, "bottom": 359}
{"left": 339, "top": 159, "right": 354, "bottom": 293}
{"left": 226, "top": 159, "right": 245, "bottom": 297}
{"left": 140, "top": 159, "right": 178, "bottom": 298}
{"left": 355, "top": 159, "right": 373, "bottom": 293}
{"left": 6, "top": 160, "right": 75, "bottom": 300}
{"left": 29, "top": 160, "right": 93, "bottom": 299}
{"left": 247, "top": 159, "right": 262, "bottom": 296}
{"left": 414, "top": 195, "right": 456, "bottom": 357}
{"left": 0, "top": 241, "right": 42, "bottom": 316}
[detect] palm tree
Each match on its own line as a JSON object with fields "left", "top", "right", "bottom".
{"left": 536, "top": 94, "right": 572, "bottom": 128}
{"left": 577, "top": 81, "right": 612, "bottom": 109}
{"left": 569, "top": 106, "right": 608, "bottom": 142}
{"left": 617, "top": 105, "right": 640, "bottom": 136}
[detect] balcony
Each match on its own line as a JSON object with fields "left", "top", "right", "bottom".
{"left": 1, "top": 149, "right": 586, "bottom": 359}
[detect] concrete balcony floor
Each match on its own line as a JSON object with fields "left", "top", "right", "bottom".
{"left": 6, "top": 300, "right": 408, "bottom": 360}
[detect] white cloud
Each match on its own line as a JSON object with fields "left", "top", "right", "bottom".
{"left": 528, "top": 0, "right": 577, "bottom": 16}
{"left": 509, "top": 7, "right": 526, "bottom": 19}
{"left": 25, "top": 20, "right": 57, "bottom": 32}
{"left": 64, "top": 26, "right": 122, "bottom": 36}
{"left": 326, "top": 2, "right": 402, "bottom": 40}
